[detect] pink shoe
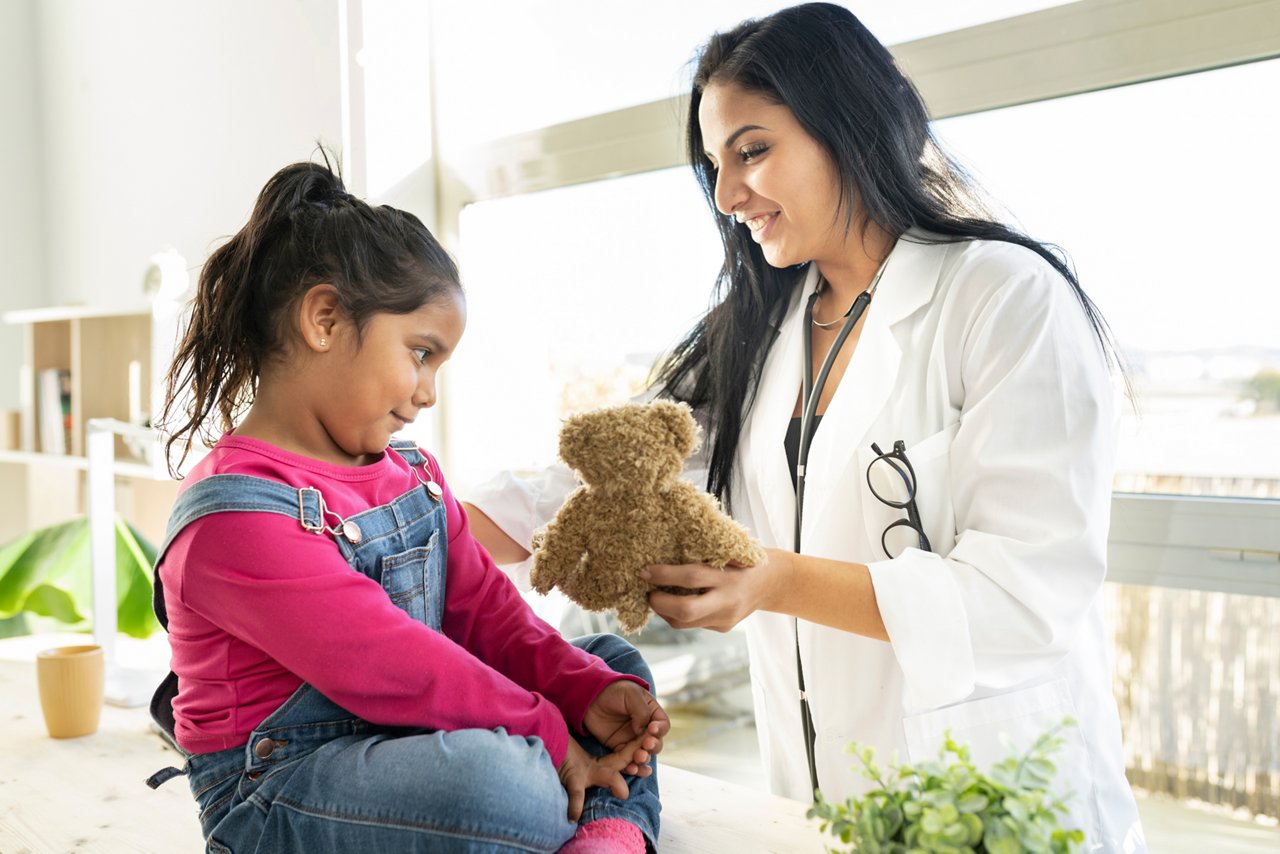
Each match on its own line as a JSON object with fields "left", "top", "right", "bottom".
{"left": 557, "top": 818, "right": 645, "bottom": 853}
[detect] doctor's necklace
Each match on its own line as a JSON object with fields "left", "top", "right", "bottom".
{"left": 810, "top": 257, "right": 890, "bottom": 328}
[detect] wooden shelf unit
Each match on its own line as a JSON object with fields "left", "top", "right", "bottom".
{"left": 1, "top": 305, "right": 177, "bottom": 546}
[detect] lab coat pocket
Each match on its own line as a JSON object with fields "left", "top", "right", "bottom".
{"left": 902, "top": 678, "right": 1098, "bottom": 843}
{"left": 858, "top": 421, "right": 958, "bottom": 560}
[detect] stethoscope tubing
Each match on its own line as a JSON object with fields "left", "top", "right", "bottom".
{"left": 794, "top": 289, "right": 873, "bottom": 551}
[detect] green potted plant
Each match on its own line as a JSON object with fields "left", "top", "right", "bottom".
{"left": 0, "top": 516, "right": 159, "bottom": 639}
{"left": 808, "top": 719, "right": 1085, "bottom": 854}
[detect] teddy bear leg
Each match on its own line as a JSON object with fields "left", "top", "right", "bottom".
{"left": 615, "top": 598, "right": 652, "bottom": 635}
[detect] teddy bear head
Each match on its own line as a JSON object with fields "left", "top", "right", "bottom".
{"left": 558, "top": 401, "right": 699, "bottom": 490}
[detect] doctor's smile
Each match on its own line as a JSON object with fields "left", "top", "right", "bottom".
{"left": 735, "top": 210, "right": 779, "bottom": 234}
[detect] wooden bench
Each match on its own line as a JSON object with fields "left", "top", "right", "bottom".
{"left": 0, "top": 654, "right": 826, "bottom": 852}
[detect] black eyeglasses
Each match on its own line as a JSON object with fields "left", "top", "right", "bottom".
{"left": 866, "top": 440, "right": 932, "bottom": 558}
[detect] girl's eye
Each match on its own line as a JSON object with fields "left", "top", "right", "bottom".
{"left": 412, "top": 348, "right": 431, "bottom": 364}
{"left": 740, "top": 143, "right": 768, "bottom": 163}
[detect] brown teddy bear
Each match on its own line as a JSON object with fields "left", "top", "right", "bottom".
{"left": 529, "top": 400, "right": 767, "bottom": 633}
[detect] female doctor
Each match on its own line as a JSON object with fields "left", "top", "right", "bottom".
{"left": 466, "top": 4, "right": 1146, "bottom": 851}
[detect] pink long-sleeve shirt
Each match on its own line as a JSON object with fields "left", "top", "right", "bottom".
{"left": 160, "top": 434, "right": 638, "bottom": 766}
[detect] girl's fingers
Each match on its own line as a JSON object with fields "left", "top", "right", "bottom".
{"left": 608, "top": 771, "right": 631, "bottom": 801}
{"left": 566, "top": 782, "right": 585, "bottom": 822}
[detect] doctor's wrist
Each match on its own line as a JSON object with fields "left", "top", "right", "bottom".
{"left": 757, "top": 548, "right": 795, "bottom": 613}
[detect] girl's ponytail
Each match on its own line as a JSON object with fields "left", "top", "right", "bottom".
{"left": 159, "top": 155, "right": 459, "bottom": 474}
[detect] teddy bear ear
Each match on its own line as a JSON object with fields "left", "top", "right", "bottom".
{"left": 558, "top": 412, "right": 595, "bottom": 471}
{"left": 651, "top": 400, "right": 699, "bottom": 457}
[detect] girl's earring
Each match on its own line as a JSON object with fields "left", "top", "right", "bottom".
{"left": 319, "top": 337, "right": 328, "bottom": 348}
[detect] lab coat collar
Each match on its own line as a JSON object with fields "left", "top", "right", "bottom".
{"left": 742, "top": 231, "right": 948, "bottom": 551}
{"left": 872, "top": 230, "right": 948, "bottom": 331}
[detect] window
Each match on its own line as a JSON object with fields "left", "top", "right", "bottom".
{"left": 935, "top": 58, "right": 1280, "bottom": 500}
{"left": 441, "top": 167, "right": 720, "bottom": 491}
{"left": 431, "top": 1, "right": 1078, "bottom": 151}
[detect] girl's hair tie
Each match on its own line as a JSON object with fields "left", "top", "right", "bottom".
{"left": 306, "top": 188, "right": 354, "bottom": 212}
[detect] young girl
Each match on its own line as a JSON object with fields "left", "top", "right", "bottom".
{"left": 144, "top": 159, "right": 666, "bottom": 853}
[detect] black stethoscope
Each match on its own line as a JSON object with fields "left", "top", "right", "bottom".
{"left": 791, "top": 252, "right": 892, "bottom": 799}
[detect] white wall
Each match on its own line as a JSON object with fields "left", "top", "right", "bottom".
{"left": 0, "top": 0, "right": 436, "bottom": 426}
{"left": 0, "top": 0, "right": 46, "bottom": 412}
{"left": 34, "top": 0, "right": 345, "bottom": 310}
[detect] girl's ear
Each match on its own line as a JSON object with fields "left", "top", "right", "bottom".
{"left": 298, "top": 284, "right": 342, "bottom": 352}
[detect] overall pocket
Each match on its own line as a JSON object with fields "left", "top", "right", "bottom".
{"left": 380, "top": 531, "right": 440, "bottom": 626}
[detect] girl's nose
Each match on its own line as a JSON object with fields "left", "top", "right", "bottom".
{"left": 414, "top": 373, "right": 437, "bottom": 409}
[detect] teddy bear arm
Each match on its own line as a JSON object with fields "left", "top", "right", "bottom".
{"left": 673, "top": 488, "right": 767, "bottom": 567}
{"left": 529, "top": 513, "right": 590, "bottom": 595}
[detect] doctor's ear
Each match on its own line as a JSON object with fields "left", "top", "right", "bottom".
{"left": 298, "top": 284, "right": 343, "bottom": 351}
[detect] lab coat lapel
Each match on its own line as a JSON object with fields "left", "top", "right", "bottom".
{"left": 740, "top": 265, "right": 820, "bottom": 550}
{"left": 802, "top": 235, "right": 946, "bottom": 548}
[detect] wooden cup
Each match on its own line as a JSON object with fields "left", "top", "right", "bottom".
{"left": 36, "top": 645, "right": 105, "bottom": 738}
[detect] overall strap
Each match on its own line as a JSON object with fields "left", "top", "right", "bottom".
{"left": 388, "top": 439, "right": 428, "bottom": 468}
{"left": 149, "top": 473, "right": 326, "bottom": 749}
{"left": 153, "top": 475, "right": 326, "bottom": 630}
{"left": 147, "top": 447, "right": 430, "bottom": 750}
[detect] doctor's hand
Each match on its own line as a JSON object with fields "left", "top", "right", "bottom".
{"left": 643, "top": 548, "right": 792, "bottom": 633}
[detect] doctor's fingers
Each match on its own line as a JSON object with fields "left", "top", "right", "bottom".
{"left": 640, "top": 562, "right": 733, "bottom": 591}
{"left": 649, "top": 586, "right": 745, "bottom": 633}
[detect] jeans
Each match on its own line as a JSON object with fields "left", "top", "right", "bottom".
{"left": 187, "top": 633, "right": 660, "bottom": 853}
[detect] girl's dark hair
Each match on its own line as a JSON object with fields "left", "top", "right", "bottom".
{"left": 160, "top": 153, "right": 461, "bottom": 473}
{"left": 654, "top": 1, "right": 1122, "bottom": 506}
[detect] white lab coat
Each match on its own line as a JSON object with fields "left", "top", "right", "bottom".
{"left": 469, "top": 232, "right": 1146, "bottom": 852}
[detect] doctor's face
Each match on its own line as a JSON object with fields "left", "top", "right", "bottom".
{"left": 699, "top": 82, "right": 850, "bottom": 269}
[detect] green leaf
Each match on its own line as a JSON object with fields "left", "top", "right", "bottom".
{"left": 984, "top": 819, "right": 1021, "bottom": 854}
{"left": 114, "top": 518, "right": 161, "bottom": 637}
{"left": 0, "top": 613, "right": 31, "bottom": 638}
{"left": 0, "top": 516, "right": 160, "bottom": 638}
{"left": 1003, "top": 796, "right": 1030, "bottom": 823}
{"left": 1022, "top": 758, "right": 1057, "bottom": 788}
{"left": 18, "top": 582, "right": 87, "bottom": 624}
{"left": 0, "top": 521, "right": 82, "bottom": 613}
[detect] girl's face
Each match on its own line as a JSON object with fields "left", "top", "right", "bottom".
{"left": 698, "top": 82, "right": 849, "bottom": 269}
{"left": 317, "top": 290, "right": 466, "bottom": 464}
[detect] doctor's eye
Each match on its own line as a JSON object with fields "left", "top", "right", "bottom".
{"left": 739, "top": 143, "right": 769, "bottom": 163}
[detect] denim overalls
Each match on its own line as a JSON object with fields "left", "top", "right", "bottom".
{"left": 146, "top": 441, "right": 661, "bottom": 852}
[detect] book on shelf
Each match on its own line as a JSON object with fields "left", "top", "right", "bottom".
{"left": 37, "top": 367, "right": 72, "bottom": 455}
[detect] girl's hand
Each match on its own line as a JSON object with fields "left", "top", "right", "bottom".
{"left": 643, "top": 548, "right": 790, "bottom": 632}
{"left": 557, "top": 737, "right": 641, "bottom": 821}
{"left": 583, "top": 681, "right": 670, "bottom": 777}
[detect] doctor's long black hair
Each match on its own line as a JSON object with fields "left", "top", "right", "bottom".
{"left": 653, "top": 1, "right": 1123, "bottom": 508}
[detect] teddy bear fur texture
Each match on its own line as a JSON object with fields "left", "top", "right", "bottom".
{"left": 529, "top": 400, "right": 767, "bottom": 634}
